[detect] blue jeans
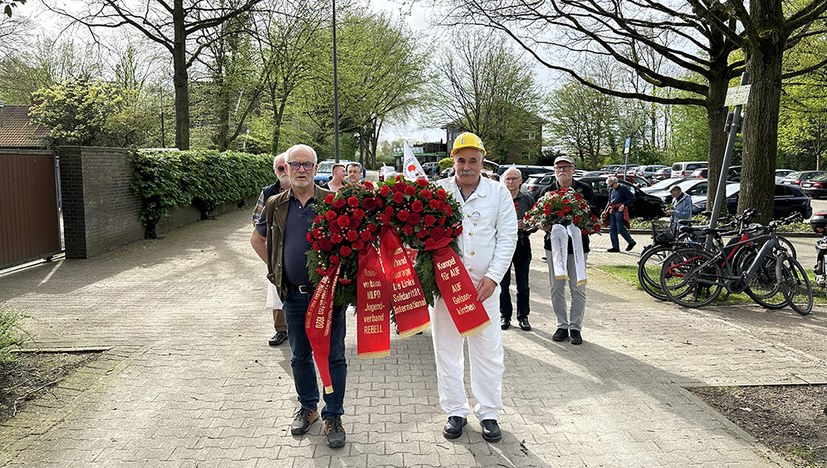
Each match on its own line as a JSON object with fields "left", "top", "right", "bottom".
{"left": 283, "top": 290, "right": 347, "bottom": 419}
{"left": 608, "top": 209, "right": 634, "bottom": 248}
{"left": 499, "top": 236, "right": 532, "bottom": 321}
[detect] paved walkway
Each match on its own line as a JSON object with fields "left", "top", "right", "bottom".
{"left": 1, "top": 209, "right": 825, "bottom": 467}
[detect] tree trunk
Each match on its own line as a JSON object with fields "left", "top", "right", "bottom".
{"left": 739, "top": 2, "right": 786, "bottom": 223}
{"left": 173, "top": 0, "right": 190, "bottom": 150}
{"left": 215, "top": 74, "right": 230, "bottom": 151}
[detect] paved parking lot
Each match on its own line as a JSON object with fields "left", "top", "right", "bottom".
{"left": 0, "top": 208, "right": 825, "bottom": 467}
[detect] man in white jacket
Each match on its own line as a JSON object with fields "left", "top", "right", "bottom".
{"left": 432, "top": 132, "right": 517, "bottom": 443}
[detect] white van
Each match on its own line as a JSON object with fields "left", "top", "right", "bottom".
{"left": 671, "top": 161, "right": 708, "bottom": 178}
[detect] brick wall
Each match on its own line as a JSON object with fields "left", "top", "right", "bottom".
{"left": 58, "top": 146, "right": 145, "bottom": 258}
{"left": 58, "top": 147, "right": 257, "bottom": 259}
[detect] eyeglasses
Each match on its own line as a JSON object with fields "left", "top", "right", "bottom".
{"left": 276, "top": 166, "right": 286, "bottom": 173}
{"left": 287, "top": 161, "right": 315, "bottom": 171}
{"left": 504, "top": 177, "right": 521, "bottom": 181}
{"left": 554, "top": 165, "right": 574, "bottom": 171}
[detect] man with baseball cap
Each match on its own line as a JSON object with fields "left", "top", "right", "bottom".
{"left": 541, "top": 155, "right": 599, "bottom": 345}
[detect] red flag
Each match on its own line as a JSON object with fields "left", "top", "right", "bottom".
{"left": 306, "top": 264, "right": 339, "bottom": 394}
{"left": 379, "top": 226, "right": 430, "bottom": 337}
{"left": 356, "top": 246, "right": 391, "bottom": 358}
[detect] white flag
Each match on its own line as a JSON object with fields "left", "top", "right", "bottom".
{"left": 402, "top": 141, "right": 426, "bottom": 181}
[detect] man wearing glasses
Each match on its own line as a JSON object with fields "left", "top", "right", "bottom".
{"left": 499, "top": 166, "right": 536, "bottom": 331}
{"left": 541, "top": 156, "right": 599, "bottom": 345}
{"left": 250, "top": 145, "right": 348, "bottom": 448}
{"left": 251, "top": 152, "right": 290, "bottom": 347}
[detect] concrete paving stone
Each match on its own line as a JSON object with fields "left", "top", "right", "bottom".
{"left": 365, "top": 453, "right": 404, "bottom": 466}
{"left": 3, "top": 210, "right": 826, "bottom": 466}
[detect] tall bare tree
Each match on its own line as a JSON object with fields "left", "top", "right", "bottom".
{"left": 44, "top": 0, "right": 264, "bottom": 149}
{"left": 443, "top": 0, "right": 743, "bottom": 208}
{"left": 431, "top": 33, "right": 542, "bottom": 163}
{"left": 688, "top": 0, "right": 827, "bottom": 220}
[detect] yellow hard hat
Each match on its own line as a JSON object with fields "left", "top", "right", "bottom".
{"left": 451, "top": 132, "right": 487, "bottom": 157}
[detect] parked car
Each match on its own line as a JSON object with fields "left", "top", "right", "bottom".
{"left": 780, "top": 170, "right": 827, "bottom": 186}
{"left": 635, "top": 164, "right": 669, "bottom": 180}
{"left": 378, "top": 165, "right": 398, "bottom": 182}
{"left": 495, "top": 164, "right": 553, "bottom": 183}
{"left": 692, "top": 183, "right": 812, "bottom": 219}
{"left": 671, "top": 161, "right": 708, "bottom": 178}
{"left": 577, "top": 176, "right": 665, "bottom": 219}
{"left": 640, "top": 177, "right": 693, "bottom": 194}
{"left": 421, "top": 162, "right": 441, "bottom": 179}
{"left": 652, "top": 167, "right": 672, "bottom": 181}
{"left": 624, "top": 165, "right": 640, "bottom": 176}
{"left": 800, "top": 173, "right": 827, "bottom": 198}
{"left": 578, "top": 170, "right": 609, "bottom": 178}
{"left": 689, "top": 168, "right": 708, "bottom": 178}
{"left": 521, "top": 172, "right": 556, "bottom": 198}
{"left": 315, "top": 159, "right": 364, "bottom": 185}
{"left": 775, "top": 168, "right": 795, "bottom": 183}
{"left": 648, "top": 178, "right": 732, "bottom": 205}
{"left": 691, "top": 166, "right": 741, "bottom": 181}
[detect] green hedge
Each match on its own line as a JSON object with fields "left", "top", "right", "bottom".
{"left": 133, "top": 149, "right": 274, "bottom": 238}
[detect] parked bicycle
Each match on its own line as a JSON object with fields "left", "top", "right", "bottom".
{"left": 657, "top": 212, "right": 811, "bottom": 314}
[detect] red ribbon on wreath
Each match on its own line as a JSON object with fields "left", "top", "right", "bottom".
{"left": 379, "top": 226, "right": 430, "bottom": 337}
{"left": 306, "top": 263, "right": 340, "bottom": 394}
{"left": 426, "top": 238, "right": 491, "bottom": 336}
{"left": 356, "top": 246, "right": 391, "bottom": 358}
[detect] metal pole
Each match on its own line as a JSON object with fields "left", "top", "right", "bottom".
{"left": 707, "top": 72, "right": 750, "bottom": 248}
{"left": 332, "top": 0, "right": 340, "bottom": 163}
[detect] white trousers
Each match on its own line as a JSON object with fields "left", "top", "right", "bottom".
{"left": 430, "top": 286, "right": 504, "bottom": 421}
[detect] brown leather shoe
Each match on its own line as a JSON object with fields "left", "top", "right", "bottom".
{"left": 324, "top": 416, "right": 346, "bottom": 448}
{"left": 290, "top": 407, "right": 318, "bottom": 435}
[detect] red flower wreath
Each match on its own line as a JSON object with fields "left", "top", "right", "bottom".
{"left": 378, "top": 175, "right": 464, "bottom": 304}
{"left": 307, "top": 181, "right": 384, "bottom": 305}
{"left": 524, "top": 187, "right": 601, "bottom": 235}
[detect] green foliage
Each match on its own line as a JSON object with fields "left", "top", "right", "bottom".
{"left": 29, "top": 78, "right": 151, "bottom": 147}
{"left": 132, "top": 149, "right": 273, "bottom": 237}
{"left": 0, "top": 304, "right": 27, "bottom": 371}
{"left": 671, "top": 101, "right": 709, "bottom": 163}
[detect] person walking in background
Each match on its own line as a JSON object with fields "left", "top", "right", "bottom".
{"left": 325, "top": 163, "right": 346, "bottom": 193}
{"left": 250, "top": 144, "right": 348, "bottom": 448}
{"left": 604, "top": 176, "right": 636, "bottom": 252}
{"left": 543, "top": 156, "right": 599, "bottom": 345}
{"left": 251, "top": 152, "right": 289, "bottom": 347}
{"left": 346, "top": 162, "right": 362, "bottom": 184}
{"left": 666, "top": 185, "right": 692, "bottom": 226}
{"left": 499, "top": 166, "right": 536, "bottom": 331}
{"left": 432, "top": 132, "right": 516, "bottom": 443}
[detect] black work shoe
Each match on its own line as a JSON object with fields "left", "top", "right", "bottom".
{"left": 518, "top": 318, "right": 531, "bottom": 331}
{"left": 607, "top": 247, "right": 620, "bottom": 253}
{"left": 625, "top": 242, "right": 637, "bottom": 251}
{"left": 442, "top": 416, "right": 467, "bottom": 440}
{"left": 570, "top": 329, "right": 583, "bottom": 345}
{"left": 500, "top": 318, "right": 510, "bottom": 330}
{"left": 290, "top": 407, "right": 318, "bottom": 435}
{"left": 269, "top": 331, "right": 287, "bottom": 346}
{"left": 324, "top": 416, "right": 346, "bottom": 448}
{"left": 481, "top": 419, "right": 502, "bottom": 442}
{"left": 552, "top": 328, "right": 568, "bottom": 341}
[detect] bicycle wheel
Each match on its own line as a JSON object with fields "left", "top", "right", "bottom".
{"left": 777, "top": 236, "right": 797, "bottom": 259}
{"left": 741, "top": 251, "right": 787, "bottom": 309}
{"left": 637, "top": 245, "right": 673, "bottom": 301}
{"left": 776, "top": 254, "right": 813, "bottom": 315}
{"left": 659, "top": 248, "right": 724, "bottom": 308}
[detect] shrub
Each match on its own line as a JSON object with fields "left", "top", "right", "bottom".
{"left": 0, "top": 304, "right": 27, "bottom": 372}
{"left": 132, "top": 149, "right": 273, "bottom": 238}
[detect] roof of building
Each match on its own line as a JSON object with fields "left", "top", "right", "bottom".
{"left": 0, "top": 105, "right": 49, "bottom": 148}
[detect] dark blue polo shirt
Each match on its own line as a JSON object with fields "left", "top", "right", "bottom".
{"left": 254, "top": 192, "right": 317, "bottom": 287}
